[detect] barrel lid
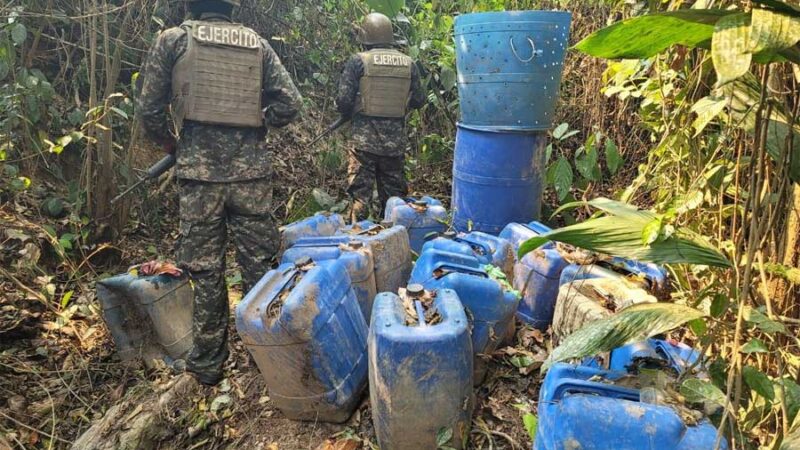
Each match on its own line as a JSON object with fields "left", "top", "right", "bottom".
{"left": 294, "top": 256, "right": 313, "bottom": 268}
{"left": 407, "top": 284, "right": 425, "bottom": 297}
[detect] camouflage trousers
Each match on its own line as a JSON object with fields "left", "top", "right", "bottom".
{"left": 177, "top": 178, "right": 278, "bottom": 379}
{"left": 347, "top": 150, "right": 407, "bottom": 221}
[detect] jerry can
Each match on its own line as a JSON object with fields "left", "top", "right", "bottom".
{"left": 338, "top": 221, "right": 413, "bottom": 294}
{"left": 422, "top": 231, "right": 516, "bottom": 282}
{"left": 97, "top": 273, "right": 193, "bottom": 362}
{"left": 279, "top": 213, "right": 345, "bottom": 253}
{"left": 235, "top": 259, "right": 368, "bottom": 423}
{"left": 560, "top": 260, "right": 668, "bottom": 293}
{"left": 281, "top": 240, "right": 377, "bottom": 323}
{"left": 369, "top": 286, "right": 474, "bottom": 450}
{"left": 535, "top": 363, "right": 728, "bottom": 450}
{"left": 410, "top": 249, "right": 519, "bottom": 383}
{"left": 384, "top": 196, "right": 448, "bottom": 254}
{"left": 498, "top": 220, "right": 555, "bottom": 251}
{"left": 609, "top": 339, "right": 702, "bottom": 375}
{"left": 553, "top": 278, "right": 656, "bottom": 341}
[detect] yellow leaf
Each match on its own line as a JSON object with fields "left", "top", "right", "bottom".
{"left": 712, "top": 13, "right": 752, "bottom": 87}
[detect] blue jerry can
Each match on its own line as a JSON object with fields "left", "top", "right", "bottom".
{"left": 279, "top": 213, "right": 346, "bottom": 253}
{"left": 384, "top": 196, "right": 448, "bottom": 254}
{"left": 235, "top": 260, "right": 368, "bottom": 423}
{"left": 559, "top": 262, "right": 668, "bottom": 293}
{"left": 535, "top": 363, "right": 728, "bottom": 450}
{"left": 410, "top": 249, "right": 519, "bottom": 383}
{"left": 281, "top": 240, "right": 377, "bottom": 323}
{"left": 97, "top": 273, "right": 193, "bottom": 362}
{"left": 499, "top": 222, "right": 569, "bottom": 329}
{"left": 338, "top": 221, "right": 413, "bottom": 294}
{"left": 422, "top": 231, "right": 516, "bottom": 282}
{"left": 369, "top": 286, "right": 474, "bottom": 450}
{"left": 609, "top": 339, "right": 702, "bottom": 375}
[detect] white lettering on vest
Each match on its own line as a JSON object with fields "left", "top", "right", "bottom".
{"left": 373, "top": 53, "right": 409, "bottom": 67}
{"left": 195, "top": 25, "right": 259, "bottom": 48}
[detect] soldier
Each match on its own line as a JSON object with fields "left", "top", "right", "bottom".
{"left": 336, "top": 12, "right": 426, "bottom": 221}
{"left": 137, "top": 0, "right": 302, "bottom": 385}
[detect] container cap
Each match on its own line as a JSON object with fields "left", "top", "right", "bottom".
{"left": 380, "top": 220, "right": 394, "bottom": 228}
{"left": 348, "top": 240, "right": 364, "bottom": 249}
{"left": 294, "top": 256, "right": 313, "bottom": 268}
{"left": 413, "top": 200, "right": 429, "bottom": 208}
{"left": 443, "top": 231, "right": 457, "bottom": 239}
{"left": 407, "top": 284, "right": 425, "bottom": 297}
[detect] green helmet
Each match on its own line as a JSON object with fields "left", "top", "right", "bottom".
{"left": 187, "top": 0, "right": 240, "bottom": 6}
{"left": 356, "top": 13, "right": 394, "bottom": 46}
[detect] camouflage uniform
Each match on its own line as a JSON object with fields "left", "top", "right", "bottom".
{"left": 137, "top": 13, "right": 302, "bottom": 383}
{"left": 336, "top": 52, "right": 425, "bottom": 220}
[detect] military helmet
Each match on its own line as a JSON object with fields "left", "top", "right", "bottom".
{"left": 356, "top": 13, "right": 394, "bottom": 46}
{"left": 186, "top": 0, "right": 241, "bottom": 6}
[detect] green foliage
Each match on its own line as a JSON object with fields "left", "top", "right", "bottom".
{"left": 543, "top": 303, "right": 706, "bottom": 371}
{"left": 523, "top": 413, "right": 538, "bottom": 442}
{"left": 366, "top": 0, "right": 406, "bottom": 17}
{"left": 680, "top": 378, "right": 727, "bottom": 406}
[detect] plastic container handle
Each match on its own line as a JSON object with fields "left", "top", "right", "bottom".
{"left": 551, "top": 379, "right": 641, "bottom": 402}
{"left": 453, "top": 237, "right": 491, "bottom": 256}
{"left": 510, "top": 36, "right": 542, "bottom": 63}
{"left": 434, "top": 263, "right": 488, "bottom": 279}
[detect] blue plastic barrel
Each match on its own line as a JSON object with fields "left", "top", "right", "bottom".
{"left": 410, "top": 249, "right": 519, "bottom": 384}
{"left": 454, "top": 11, "right": 571, "bottom": 131}
{"left": 535, "top": 363, "right": 728, "bottom": 450}
{"left": 369, "top": 288, "right": 474, "bottom": 450}
{"left": 422, "top": 231, "right": 515, "bottom": 282}
{"left": 453, "top": 125, "right": 547, "bottom": 234}
{"left": 281, "top": 240, "right": 377, "bottom": 323}
{"left": 279, "top": 213, "right": 345, "bottom": 253}
{"left": 235, "top": 260, "right": 368, "bottom": 423}
{"left": 384, "top": 196, "right": 448, "bottom": 254}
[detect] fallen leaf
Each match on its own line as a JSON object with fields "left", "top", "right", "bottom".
{"left": 315, "top": 438, "right": 360, "bottom": 450}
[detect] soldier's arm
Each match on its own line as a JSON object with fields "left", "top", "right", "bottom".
{"left": 336, "top": 55, "right": 363, "bottom": 117}
{"left": 407, "top": 63, "right": 426, "bottom": 111}
{"left": 262, "top": 41, "right": 303, "bottom": 128}
{"left": 137, "top": 28, "right": 183, "bottom": 148}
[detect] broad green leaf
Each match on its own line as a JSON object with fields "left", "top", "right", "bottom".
{"left": 753, "top": 0, "right": 800, "bottom": 18}
{"left": 743, "top": 366, "right": 775, "bottom": 401}
{"left": 641, "top": 217, "right": 663, "bottom": 245}
{"left": 110, "top": 107, "right": 129, "bottom": 120}
{"left": 436, "top": 427, "right": 453, "bottom": 447}
{"left": 575, "top": 10, "right": 735, "bottom": 59}
{"left": 523, "top": 413, "right": 538, "bottom": 441}
{"left": 550, "top": 157, "right": 573, "bottom": 202}
{"left": 691, "top": 96, "right": 727, "bottom": 136}
{"left": 744, "top": 307, "right": 788, "bottom": 334}
{"left": 710, "top": 294, "right": 730, "bottom": 317}
{"left": 749, "top": 8, "right": 800, "bottom": 53}
{"left": 604, "top": 140, "right": 623, "bottom": 175}
{"left": 366, "top": 0, "right": 405, "bottom": 17}
{"left": 439, "top": 66, "right": 456, "bottom": 91}
{"left": 681, "top": 378, "right": 727, "bottom": 406}
{"left": 712, "top": 13, "right": 752, "bottom": 87}
{"left": 542, "top": 303, "right": 705, "bottom": 371}
{"left": 552, "top": 123, "right": 570, "bottom": 140}
{"left": 11, "top": 23, "right": 27, "bottom": 45}
{"left": 741, "top": 338, "right": 769, "bottom": 353}
{"left": 575, "top": 145, "right": 601, "bottom": 181}
{"left": 782, "top": 378, "right": 800, "bottom": 424}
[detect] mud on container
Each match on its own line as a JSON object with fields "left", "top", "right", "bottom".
{"left": 97, "top": 273, "right": 193, "bottom": 362}
{"left": 454, "top": 11, "right": 571, "bottom": 131}
{"left": 535, "top": 363, "right": 728, "bottom": 450}
{"left": 452, "top": 126, "right": 548, "bottom": 234}
{"left": 422, "top": 231, "right": 516, "bottom": 283}
{"left": 608, "top": 339, "right": 702, "bottom": 375}
{"left": 279, "top": 213, "right": 346, "bottom": 254}
{"left": 369, "top": 288, "right": 474, "bottom": 450}
{"left": 338, "top": 221, "right": 413, "bottom": 294}
{"left": 384, "top": 196, "right": 448, "bottom": 255}
{"left": 281, "top": 240, "right": 377, "bottom": 323}
{"left": 559, "top": 260, "right": 667, "bottom": 294}
{"left": 410, "top": 249, "right": 519, "bottom": 384}
{"left": 234, "top": 260, "right": 368, "bottom": 423}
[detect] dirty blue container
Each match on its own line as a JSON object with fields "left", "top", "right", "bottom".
{"left": 235, "top": 260, "right": 368, "bottom": 423}
{"left": 97, "top": 273, "right": 193, "bottom": 362}
{"left": 369, "top": 288, "right": 474, "bottom": 450}
{"left": 609, "top": 339, "right": 702, "bottom": 375}
{"left": 384, "top": 196, "right": 448, "bottom": 254}
{"left": 454, "top": 11, "right": 571, "bottom": 131}
{"left": 452, "top": 126, "right": 547, "bottom": 234}
{"left": 281, "top": 240, "right": 377, "bottom": 323}
{"left": 535, "top": 363, "right": 728, "bottom": 450}
{"left": 499, "top": 221, "right": 555, "bottom": 251}
{"left": 410, "top": 249, "right": 519, "bottom": 383}
{"left": 337, "top": 221, "right": 413, "bottom": 293}
{"left": 279, "top": 213, "right": 346, "bottom": 252}
{"left": 421, "top": 231, "right": 516, "bottom": 282}
{"left": 559, "top": 261, "right": 667, "bottom": 293}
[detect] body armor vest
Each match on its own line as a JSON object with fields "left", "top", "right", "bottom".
{"left": 171, "top": 21, "right": 263, "bottom": 131}
{"left": 358, "top": 49, "right": 413, "bottom": 118}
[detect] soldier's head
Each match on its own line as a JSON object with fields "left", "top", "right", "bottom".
{"left": 187, "top": 0, "right": 239, "bottom": 19}
{"left": 355, "top": 13, "right": 394, "bottom": 48}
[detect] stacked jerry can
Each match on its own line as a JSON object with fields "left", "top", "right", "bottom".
{"left": 278, "top": 212, "right": 346, "bottom": 253}
{"left": 369, "top": 286, "right": 474, "bottom": 449}
{"left": 560, "top": 259, "right": 668, "bottom": 293}
{"left": 384, "top": 196, "right": 448, "bottom": 254}
{"left": 97, "top": 273, "right": 193, "bottom": 364}
{"left": 235, "top": 259, "right": 368, "bottom": 422}
{"left": 422, "top": 231, "right": 516, "bottom": 282}
{"left": 409, "top": 249, "right": 519, "bottom": 383}
{"left": 452, "top": 11, "right": 572, "bottom": 233}
{"left": 536, "top": 339, "right": 727, "bottom": 450}
{"left": 337, "top": 221, "right": 413, "bottom": 294}
{"left": 500, "top": 221, "right": 569, "bottom": 329}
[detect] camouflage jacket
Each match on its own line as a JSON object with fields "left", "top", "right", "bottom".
{"left": 137, "top": 16, "right": 303, "bottom": 182}
{"left": 336, "top": 49, "right": 426, "bottom": 157}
